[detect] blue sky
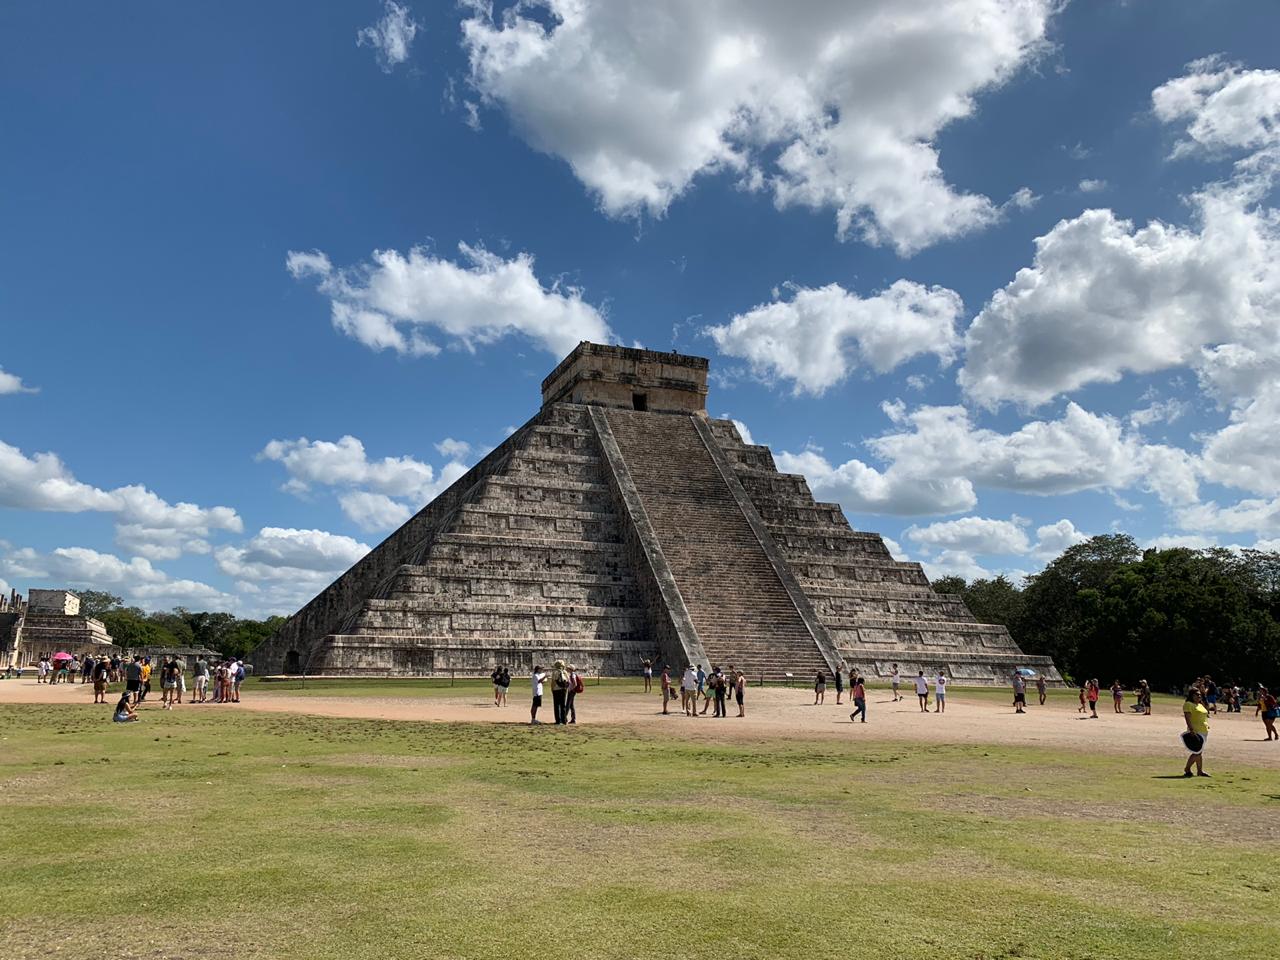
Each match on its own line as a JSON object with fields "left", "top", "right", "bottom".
{"left": 3, "top": 0, "right": 1280, "bottom": 615}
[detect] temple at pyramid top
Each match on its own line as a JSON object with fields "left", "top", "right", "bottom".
{"left": 541, "top": 342, "right": 709, "bottom": 414}
{"left": 253, "top": 340, "right": 1059, "bottom": 685}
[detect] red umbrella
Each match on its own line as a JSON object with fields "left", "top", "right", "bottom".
{"left": 51, "top": 652, "right": 74, "bottom": 661}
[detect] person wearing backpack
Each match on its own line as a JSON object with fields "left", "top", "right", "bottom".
{"left": 565, "top": 664, "right": 583, "bottom": 724}
{"left": 551, "top": 660, "right": 571, "bottom": 725}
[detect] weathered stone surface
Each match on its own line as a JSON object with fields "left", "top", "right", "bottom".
{"left": 252, "top": 344, "right": 1060, "bottom": 684}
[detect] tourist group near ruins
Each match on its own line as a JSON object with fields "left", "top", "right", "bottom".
{"left": 4, "top": 343, "right": 1268, "bottom": 769}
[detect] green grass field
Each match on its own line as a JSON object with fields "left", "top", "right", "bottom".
{"left": 2, "top": 702, "right": 1276, "bottom": 960}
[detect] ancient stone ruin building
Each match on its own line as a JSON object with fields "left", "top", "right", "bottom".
{"left": 253, "top": 343, "right": 1060, "bottom": 684}
{"left": 1, "top": 589, "right": 119, "bottom": 668}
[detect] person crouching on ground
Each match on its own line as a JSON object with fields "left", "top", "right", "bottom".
{"left": 113, "top": 691, "right": 139, "bottom": 723}
{"left": 530, "top": 664, "right": 546, "bottom": 725}
{"left": 849, "top": 675, "right": 867, "bottom": 723}
{"left": 1182, "top": 686, "right": 1210, "bottom": 777}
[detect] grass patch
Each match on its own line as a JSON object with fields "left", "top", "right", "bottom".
{"left": 1, "top": 704, "right": 1277, "bottom": 959}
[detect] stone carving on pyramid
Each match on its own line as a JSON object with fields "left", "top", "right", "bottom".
{"left": 252, "top": 343, "right": 1061, "bottom": 684}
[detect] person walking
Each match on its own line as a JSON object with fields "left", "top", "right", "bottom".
{"left": 1256, "top": 685, "right": 1278, "bottom": 741}
{"left": 139, "top": 658, "right": 152, "bottom": 703}
{"left": 1087, "top": 679, "right": 1100, "bottom": 719}
{"left": 849, "top": 675, "right": 867, "bottom": 723}
{"left": 934, "top": 671, "right": 947, "bottom": 713}
{"left": 498, "top": 666, "right": 511, "bottom": 707}
{"left": 565, "top": 664, "right": 581, "bottom": 724}
{"left": 1111, "top": 679, "right": 1124, "bottom": 714}
{"left": 834, "top": 664, "right": 845, "bottom": 705}
{"left": 1204, "top": 676, "right": 1219, "bottom": 714}
{"left": 914, "top": 671, "right": 930, "bottom": 712}
{"left": 813, "top": 670, "right": 826, "bottom": 706}
{"left": 1077, "top": 684, "right": 1087, "bottom": 714}
{"left": 530, "top": 664, "right": 546, "bottom": 725}
{"left": 661, "top": 665, "right": 673, "bottom": 715}
{"left": 1182, "top": 686, "right": 1211, "bottom": 777}
{"left": 642, "top": 658, "right": 653, "bottom": 693}
{"left": 1012, "top": 672, "right": 1027, "bottom": 714}
{"left": 891, "top": 664, "right": 902, "bottom": 702}
{"left": 1036, "top": 675, "right": 1047, "bottom": 706}
{"left": 734, "top": 668, "right": 746, "bottom": 718}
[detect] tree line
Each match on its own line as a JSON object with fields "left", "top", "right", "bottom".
{"left": 73, "top": 591, "right": 286, "bottom": 662}
{"left": 934, "top": 535, "right": 1280, "bottom": 689}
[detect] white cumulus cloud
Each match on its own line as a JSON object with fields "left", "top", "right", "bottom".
{"left": 286, "top": 243, "right": 611, "bottom": 359}
{"left": 1152, "top": 56, "right": 1280, "bottom": 158}
{"left": 707, "top": 280, "right": 962, "bottom": 395}
{"left": 461, "top": 0, "right": 1055, "bottom": 254}
{"left": 0, "top": 367, "right": 37, "bottom": 395}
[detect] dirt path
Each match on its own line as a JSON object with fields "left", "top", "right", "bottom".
{"left": 6, "top": 678, "right": 1277, "bottom": 766}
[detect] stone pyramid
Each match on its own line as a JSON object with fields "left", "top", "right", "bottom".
{"left": 253, "top": 343, "right": 1060, "bottom": 685}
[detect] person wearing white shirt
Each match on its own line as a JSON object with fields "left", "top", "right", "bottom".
{"left": 681, "top": 665, "right": 698, "bottom": 717}
{"left": 530, "top": 665, "right": 546, "bottom": 725}
{"left": 934, "top": 673, "right": 948, "bottom": 713}
{"left": 914, "top": 672, "right": 930, "bottom": 712}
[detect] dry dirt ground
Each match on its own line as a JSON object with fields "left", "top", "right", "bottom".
{"left": 7, "top": 677, "right": 1278, "bottom": 766}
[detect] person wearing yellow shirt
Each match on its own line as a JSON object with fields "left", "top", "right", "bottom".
{"left": 139, "top": 658, "right": 153, "bottom": 704}
{"left": 1182, "top": 686, "right": 1210, "bottom": 778}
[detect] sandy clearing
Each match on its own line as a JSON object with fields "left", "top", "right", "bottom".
{"left": 5, "top": 678, "right": 1278, "bottom": 766}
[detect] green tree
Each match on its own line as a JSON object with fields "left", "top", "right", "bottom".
{"left": 932, "top": 576, "right": 966, "bottom": 596}
{"left": 101, "top": 608, "right": 180, "bottom": 648}
{"left": 963, "top": 575, "right": 1026, "bottom": 627}
{"left": 74, "top": 590, "right": 123, "bottom": 618}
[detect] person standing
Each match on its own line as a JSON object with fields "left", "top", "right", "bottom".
{"left": 81, "top": 656, "right": 93, "bottom": 685}
{"left": 734, "top": 668, "right": 746, "bottom": 718}
{"left": 1138, "top": 679, "right": 1152, "bottom": 716}
{"left": 914, "top": 671, "right": 930, "bottom": 712}
{"left": 1077, "top": 684, "right": 1087, "bottom": 714}
{"left": 834, "top": 664, "right": 845, "bottom": 705}
{"left": 1182, "top": 687, "right": 1210, "bottom": 777}
{"left": 681, "top": 665, "right": 698, "bottom": 717}
{"left": 711, "top": 667, "right": 727, "bottom": 718}
{"left": 125, "top": 656, "right": 143, "bottom": 705}
{"left": 160, "top": 658, "right": 179, "bottom": 710}
{"left": 661, "top": 665, "right": 673, "bottom": 715}
{"left": 891, "top": 664, "right": 902, "bottom": 702}
{"left": 192, "top": 656, "right": 208, "bottom": 703}
{"left": 530, "top": 664, "right": 546, "bottom": 725}
{"left": 813, "top": 670, "right": 826, "bottom": 706}
{"left": 642, "top": 658, "right": 653, "bottom": 693}
{"left": 232, "top": 660, "right": 245, "bottom": 702}
{"left": 1036, "top": 675, "right": 1047, "bottom": 706}
{"left": 934, "top": 672, "right": 947, "bottom": 713}
{"left": 849, "top": 675, "right": 867, "bottom": 723}
{"left": 1087, "top": 679, "right": 1100, "bottom": 719}
{"left": 1012, "top": 673, "right": 1027, "bottom": 714}
{"left": 565, "top": 664, "right": 581, "bottom": 724}
{"left": 1204, "top": 676, "right": 1219, "bottom": 714}
{"left": 1111, "top": 679, "right": 1124, "bottom": 714}
{"left": 139, "top": 658, "right": 152, "bottom": 703}
{"left": 551, "top": 660, "right": 570, "bottom": 725}
{"left": 498, "top": 666, "right": 510, "bottom": 707}
{"left": 695, "top": 664, "right": 707, "bottom": 712}
{"left": 36, "top": 658, "right": 48, "bottom": 684}
{"left": 92, "top": 657, "right": 110, "bottom": 704}
{"left": 1256, "top": 685, "right": 1278, "bottom": 741}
